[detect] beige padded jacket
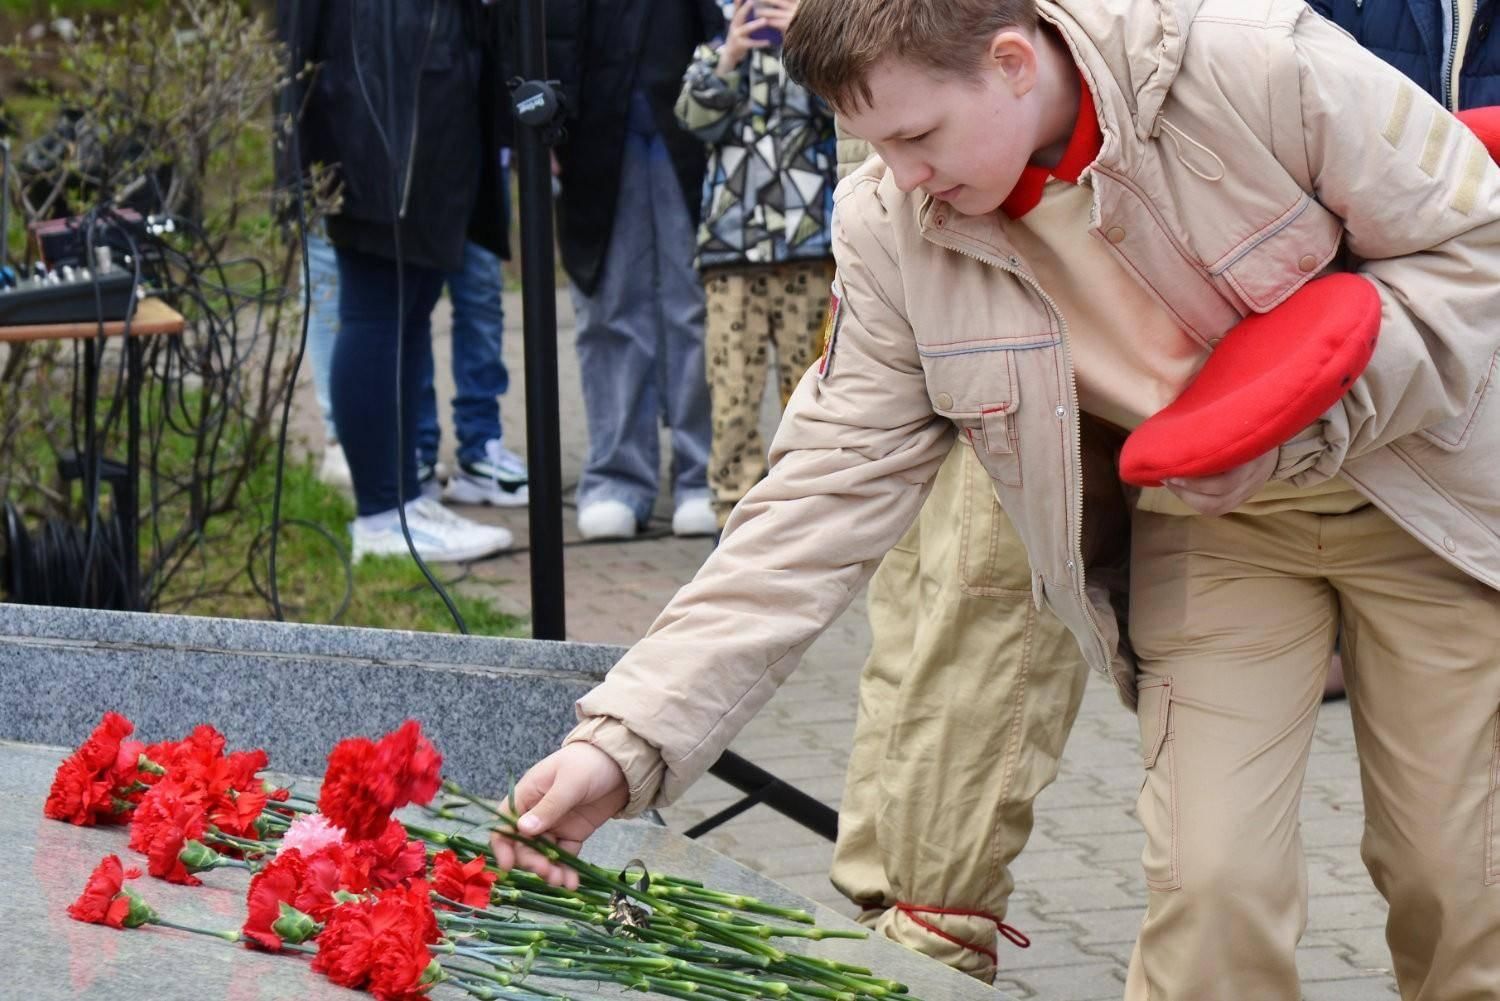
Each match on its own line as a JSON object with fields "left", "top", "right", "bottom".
{"left": 569, "top": 0, "right": 1500, "bottom": 815}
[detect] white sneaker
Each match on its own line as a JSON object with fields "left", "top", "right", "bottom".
{"left": 319, "top": 441, "right": 353, "bottom": 490}
{"left": 444, "top": 439, "right": 529, "bottom": 508}
{"left": 351, "top": 497, "right": 512, "bottom": 563}
{"left": 671, "top": 496, "right": 718, "bottom": 538}
{"left": 416, "top": 457, "right": 445, "bottom": 500}
{"left": 577, "top": 499, "right": 638, "bottom": 540}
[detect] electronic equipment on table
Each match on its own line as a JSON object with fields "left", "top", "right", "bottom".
{"left": 0, "top": 253, "right": 141, "bottom": 328}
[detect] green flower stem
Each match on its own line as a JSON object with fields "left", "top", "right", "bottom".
{"left": 205, "top": 828, "right": 271, "bottom": 855}
{"left": 266, "top": 799, "right": 317, "bottom": 816}
{"left": 652, "top": 885, "right": 816, "bottom": 925}
{"left": 148, "top": 916, "right": 242, "bottom": 944}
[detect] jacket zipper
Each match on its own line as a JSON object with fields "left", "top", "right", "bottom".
{"left": 399, "top": 1, "right": 441, "bottom": 219}
{"left": 925, "top": 228, "right": 1113, "bottom": 676}
{"left": 1443, "top": 0, "right": 1461, "bottom": 110}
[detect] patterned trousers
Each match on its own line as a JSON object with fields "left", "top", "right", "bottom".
{"left": 702, "top": 259, "right": 835, "bottom": 525}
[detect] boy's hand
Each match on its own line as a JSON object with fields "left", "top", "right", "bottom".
{"left": 716, "top": 0, "right": 772, "bottom": 77}
{"left": 1162, "top": 450, "right": 1277, "bottom": 517}
{"left": 490, "top": 742, "right": 630, "bottom": 890}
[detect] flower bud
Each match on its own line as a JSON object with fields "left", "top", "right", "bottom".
{"left": 121, "top": 888, "right": 157, "bottom": 928}
{"left": 271, "top": 902, "right": 318, "bottom": 945}
{"left": 178, "top": 839, "right": 222, "bottom": 874}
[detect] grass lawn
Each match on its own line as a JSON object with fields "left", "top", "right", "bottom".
{"left": 173, "top": 443, "right": 528, "bottom": 637}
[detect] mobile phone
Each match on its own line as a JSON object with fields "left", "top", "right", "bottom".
{"left": 748, "top": 2, "right": 783, "bottom": 47}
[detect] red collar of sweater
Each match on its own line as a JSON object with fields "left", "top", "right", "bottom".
{"left": 999, "top": 73, "right": 1101, "bottom": 220}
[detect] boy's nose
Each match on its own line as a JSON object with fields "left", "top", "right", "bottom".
{"left": 889, "top": 160, "right": 933, "bottom": 194}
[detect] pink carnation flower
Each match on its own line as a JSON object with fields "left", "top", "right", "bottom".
{"left": 278, "top": 812, "right": 347, "bottom": 857}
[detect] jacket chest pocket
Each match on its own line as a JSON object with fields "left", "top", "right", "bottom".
{"left": 1209, "top": 194, "right": 1345, "bottom": 314}
{"left": 921, "top": 339, "right": 1025, "bottom": 487}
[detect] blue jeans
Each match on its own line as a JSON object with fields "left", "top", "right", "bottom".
{"left": 332, "top": 248, "right": 447, "bottom": 516}
{"left": 570, "top": 93, "right": 710, "bottom": 523}
{"left": 417, "top": 241, "right": 509, "bottom": 467}
{"left": 304, "top": 229, "right": 341, "bottom": 433}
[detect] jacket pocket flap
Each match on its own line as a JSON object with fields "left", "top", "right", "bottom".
{"left": 1214, "top": 195, "right": 1343, "bottom": 313}
{"left": 922, "top": 343, "right": 1020, "bottom": 420}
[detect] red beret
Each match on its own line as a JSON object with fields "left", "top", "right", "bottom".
{"left": 1458, "top": 106, "right": 1500, "bottom": 163}
{"left": 1119, "top": 273, "right": 1381, "bottom": 487}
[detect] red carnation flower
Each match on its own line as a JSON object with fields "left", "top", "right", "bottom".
{"left": 129, "top": 787, "right": 207, "bottom": 885}
{"left": 244, "top": 851, "right": 311, "bottom": 951}
{"left": 373, "top": 721, "right": 443, "bottom": 811}
{"left": 431, "top": 850, "right": 496, "bottom": 910}
{"left": 313, "top": 881, "right": 441, "bottom": 1001}
{"left": 298, "top": 844, "right": 352, "bottom": 921}
{"left": 67, "top": 854, "right": 141, "bottom": 928}
{"left": 318, "top": 722, "right": 444, "bottom": 841}
{"left": 356, "top": 820, "right": 428, "bottom": 891}
{"left": 45, "top": 713, "right": 140, "bottom": 826}
{"left": 318, "top": 737, "right": 388, "bottom": 840}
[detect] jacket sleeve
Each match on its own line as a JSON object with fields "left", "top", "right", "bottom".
{"left": 569, "top": 178, "right": 955, "bottom": 812}
{"left": 1269, "top": 9, "right": 1500, "bottom": 484}
{"left": 674, "top": 45, "right": 743, "bottom": 145}
{"left": 273, "top": 0, "right": 323, "bottom": 192}
{"left": 1304, "top": 0, "right": 1333, "bottom": 17}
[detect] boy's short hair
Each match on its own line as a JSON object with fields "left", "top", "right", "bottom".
{"left": 784, "top": 0, "right": 1040, "bottom": 112}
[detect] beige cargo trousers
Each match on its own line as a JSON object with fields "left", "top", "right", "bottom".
{"left": 830, "top": 441, "right": 1089, "bottom": 981}
{"left": 1125, "top": 503, "right": 1500, "bottom": 1000}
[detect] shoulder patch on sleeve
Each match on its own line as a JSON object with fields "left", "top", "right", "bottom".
{"left": 817, "top": 277, "right": 843, "bottom": 381}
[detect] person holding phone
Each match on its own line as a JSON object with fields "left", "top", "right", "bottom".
{"left": 674, "top": 0, "right": 840, "bottom": 527}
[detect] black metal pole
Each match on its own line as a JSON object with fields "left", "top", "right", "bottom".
{"left": 123, "top": 335, "right": 141, "bottom": 610}
{"left": 514, "top": 0, "right": 566, "bottom": 640}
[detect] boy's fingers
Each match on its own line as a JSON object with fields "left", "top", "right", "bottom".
{"left": 517, "top": 779, "right": 590, "bottom": 837}
{"left": 489, "top": 830, "right": 518, "bottom": 872}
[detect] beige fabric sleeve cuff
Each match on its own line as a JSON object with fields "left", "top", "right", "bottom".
{"left": 562, "top": 716, "right": 666, "bottom": 818}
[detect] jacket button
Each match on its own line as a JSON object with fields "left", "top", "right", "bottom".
{"left": 1105, "top": 226, "right": 1127, "bottom": 244}
{"left": 1444, "top": 535, "right": 1458, "bottom": 553}
{"left": 1298, "top": 254, "right": 1318, "bottom": 273}
{"left": 935, "top": 392, "right": 954, "bottom": 410}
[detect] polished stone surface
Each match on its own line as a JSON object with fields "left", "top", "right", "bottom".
{"left": 0, "top": 604, "right": 621, "bottom": 798}
{"left": 4, "top": 741, "right": 1008, "bottom": 1000}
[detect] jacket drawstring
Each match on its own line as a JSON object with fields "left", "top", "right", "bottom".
{"left": 1158, "top": 118, "right": 1226, "bottom": 182}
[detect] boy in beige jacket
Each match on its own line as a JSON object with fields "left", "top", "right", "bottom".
{"left": 496, "top": 1, "right": 1500, "bottom": 996}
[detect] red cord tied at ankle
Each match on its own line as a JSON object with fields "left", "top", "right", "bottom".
{"left": 894, "top": 902, "right": 1031, "bottom": 964}
{"left": 1118, "top": 273, "right": 1381, "bottom": 488}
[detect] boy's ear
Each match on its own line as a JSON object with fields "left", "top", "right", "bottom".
{"left": 988, "top": 30, "right": 1040, "bottom": 97}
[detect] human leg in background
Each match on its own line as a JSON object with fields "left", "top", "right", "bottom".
{"left": 703, "top": 266, "right": 772, "bottom": 529}
{"left": 332, "top": 247, "right": 511, "bottom": 562}
{"left": 770, "top": 260, "right": 834, "bottom": 409}
{"left": 302, "top": 229, "right": 351, "bottom": 489}
{"left": 831, "top": 442, "right": 1089, "bottom": 981}
{"left": 413, "top": 334, "right": 444, "bottom": 497}
{"left": 647, "top": 131, "right": 714, "bottom": 537}
{"left": 442, "top": 240, "right": 529, "bottom": 508}
{"left": 572, "top": 119, "right": 667, "bottom": 541}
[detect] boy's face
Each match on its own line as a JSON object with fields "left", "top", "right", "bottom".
{"left": 839, "top": 41, "right": 1044, "bottom": 217}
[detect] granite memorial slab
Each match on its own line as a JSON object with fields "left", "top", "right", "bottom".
{"left": 0, "top": 604, "right": 622, "bottom": 798}
{"left": 3, "top": 740, "right": 1012, "bottom": 1001}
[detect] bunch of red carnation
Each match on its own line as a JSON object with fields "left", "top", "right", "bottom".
{"left": 126, "top": 724, "right": 284, "bottom": 885}
{"left": 44, "top": 712, "right": 157, "bottom": 826}
{"left": 56, "top": 715, "right": 457, "bottom": 1001}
